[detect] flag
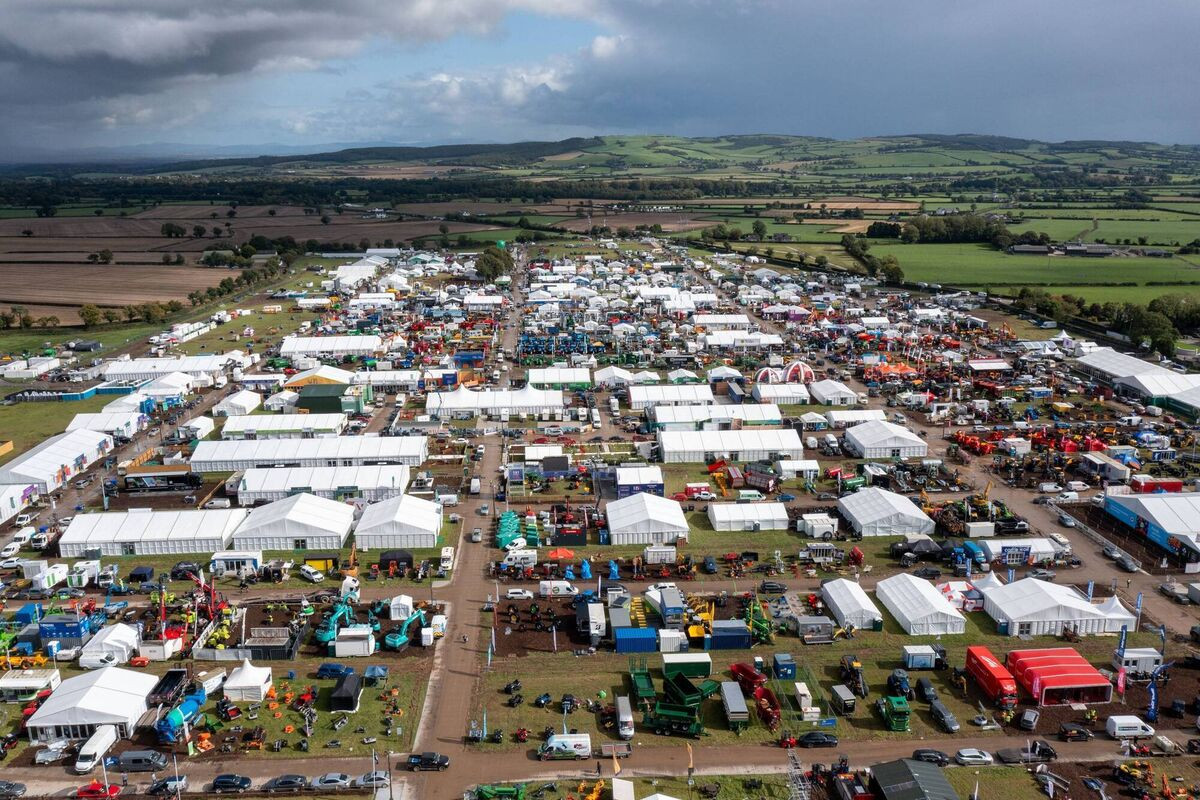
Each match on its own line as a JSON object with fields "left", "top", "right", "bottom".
{"left": 686, "top": 742, "right": 693, "bottom": 770}
{"left": 1117, "top": 626, "right": 1127, "bottom": 660}
{"left": 612, "top": 750, "right": 621, "bottom": 776}
{"left": 1086, "top": 580, "right": 1094, "bottom": 600}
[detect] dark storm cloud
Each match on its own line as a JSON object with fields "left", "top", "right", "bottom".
{"left": 1, "top": 0, "right": 1198, "bottom": 152}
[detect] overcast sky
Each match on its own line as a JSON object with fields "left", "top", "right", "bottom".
{"left": 2, "top": 0, "right": 1198, "bottom": 158}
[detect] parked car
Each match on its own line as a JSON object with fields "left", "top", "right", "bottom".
{"left": 354, "top": 772, "right": 389, "bottom": 789}
{"left": 0, "top": 543, "right": 19, "bottom": 558}
{"left": 169, "top": 562, "right": 201, "bottom": 580}
{"left": 1116, "top": 555, "right": 1139, "bottom": 573}
{"left": 310, "top": 774, "right": 351, "bottom": 791}
{"left": 470, "top": 527, "right": 483, "bottom": 543}
{"left": 1027, "top": 569, "right": 1057, "bottom": 582}
{"left": 758, "top": 581, "right": 787, "bottom": 594}
{"left": 264, "top": 775, "right": 308, "bottom": 793}
{"left": 505, "top": 589, "right": 534, "bottom": 600}
{"left": 0, "top": 781, "right": 26, "bottom": 799}
{"left": 799, "top": 732, "right": 839, "bottom": 748}
{"left": 913, "top": 567, "right": 942, "bottom": 580}
{"left": 147, "top": 778, "right": 187, "bottom": 797}
{"left": 75, "top": 783, "right": 121, "bottom": 799}
{"left": 1018, "top": 709, "right": 1040, "bottom": 731}
{"left": 316, "top": 663, "right": 353, "bottom": 680}
{"left": 911, "top": 749, "right": 951, "bottom": 767}
{"left": 405, "top": 752, "right": 450, "bottom": 771}
{"left": 211, "top": 775, "right": 252, "bottom": 793}
{"left": 996, "top": 741, "right": 1056, "bottom": 764}
{"left": 1102, "top": 545, "right": 1122, "bottom": 560}
{"left": 1057, "top": 513, "right": 1076, "bottom": 528}
{"left": 1058, "top": 723, "right": 1094, "bottom": 742}
{"left": 954, "top": 748, "right": 993, "bottom": 766}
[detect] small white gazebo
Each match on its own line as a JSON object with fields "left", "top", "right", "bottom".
{"left": 224, "top": 659, "right": 273, "bottom": 703}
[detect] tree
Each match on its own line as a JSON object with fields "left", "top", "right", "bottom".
{"left": 900, "top": 224, "right": 921, "bottom": 244}
{"left": 476, "top": 245, "right": 514, "bottom": 280}
{"left": 320, "top": 215, "right": 331, "bottom": 225}
{"left": 123, "top": 305, "right": 139, "bottom": 323}
{"left": 94, "top": 209, "right": 104, "bottom": 216}
{"left": 752, "top": 219, "right": 768, "bottom": 239}
{"left": 97, "top": 249, "right": 113, "bottom": 264}
{"left": 42, "top": 315, "right": 59, "bottom": 329}
{"left": 79, "top": 304, "right": 103, "bottom": 329}
{"left": 160, "top": 222, "right": 186, "bottom": 238}
{"left": 102, "top": 309, "right": 121, "bottom": 324}
{"left": 192, "top": 225, "right": 206, "bottom": 238}
{"left": 21, "top": 229, "right": 32, "bottom": 237}
{"left": 814, "top": 255, "right": 828, "bottom": 267}
{"left": 267, "top": 209, "right": 276, "bottom": 216}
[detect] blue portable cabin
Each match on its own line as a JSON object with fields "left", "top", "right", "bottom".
{"left": 614, "top": 626, "right": 657, "bottom": 654}
{"left": 706, "top": 619, "right": 752, "bottom": 650}
{"left": 773, "top": 653, "right": 797, "bottom": 679}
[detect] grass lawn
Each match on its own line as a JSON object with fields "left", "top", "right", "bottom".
{"left": 0, "top": 394, "right": 112, "bottom": 463}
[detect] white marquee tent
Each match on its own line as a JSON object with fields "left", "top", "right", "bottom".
{"left": 213, "top": 389, "right": 262, "bottom": 417}
{"left": 231, "top": 493, "right": 354, "bottom": 551}
{"left": 354, "top": 494, "right": 443, "bottom": 549}
{"left": 707, "top": 502, "right": 789, "bottom": 532}
{"left": 981, "top": 578, "right": 1136, "bottom": 637}
{"left": 26, "top": 667, "right": 158, "bottom": 742}
{"left": 280, "top": 335, "right": 383, "bottom": 357}
{"left": 224, "top": 659, "right": 274, "bottom": 703}
{"left": 658, "top": 429, "right": 804, "bottom": 463}
{"left": 820, "top": 578, "right": 883, "bottom": 629}
{"left": 190, "top": 436, "right": 428, "bottom": 471}
{"left": 838, "top": 488, "right": 934, "bottom": 537}
{"left": 875, "top": 573, "right": 966, "bottom": 635}
{"left": 424, "top": 385, "right": 565, "bottom": 416}
{"left": 0, "top": 429, "right": 113, "bottom": 493}
{"left": 59, "top": 508, "right": 248, "bottom": 557}
{"left": 842, "top": 421, "right": 928, "bottom": 459}
{"left": 606, "top": 493, "right": 689, "bottom": 546}
{"left": 236, "top": 465, "right": 410, "bottom": 505}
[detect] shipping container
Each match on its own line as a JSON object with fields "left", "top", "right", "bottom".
{"left": 614, "top": 626, "right": 657, "bottom": 653}
{"left": 662, "top": 652, "right": 713, "bottom": 679}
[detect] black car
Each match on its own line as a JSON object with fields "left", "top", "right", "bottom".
{"left": 912, "top": 566, "right": 942, "bottom": 580}
{"left": 264, "top": 775, "right": 308, "bottom": 793}
{"left": 1058, "top": 723, "right": 1094, "bottom": 742}
{"left": 0, "top": 781, "right": 26, "bottom": 799}
{"left": 561, "top": 693, "right": 578, "bottom": 713}
{"left": 405, "top": 752, "right": 450, "bottom": 772}
{"left": 800, "top": 732, "right": 839, "bottom": 748}
{"left": 911, "top": 749, "right": 951, "bottom": 767}
{"left": 170, "top": 562, "right": 201, "bottom": 580}
{"left": 758, "top": 581, "right": 787, "bottom": 594}
{"left": 147, "top": 778, "right": 188, "bottom": 797}
{"left": 212, "top": 774, "right": 253, "bottom": 793}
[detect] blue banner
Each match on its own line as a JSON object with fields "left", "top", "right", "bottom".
{"left": 1147, "top": 680, "right": 1158, "bottom": 722}
{"left": 1136, "top": 592, "right": 1144, "bottom": 614}
{"left": 1007, "top": 568, "right": 1016, "bottom": 583}
{"left": 1117, "top": 625, "right": 1127, "bottom": 660}
{"left": 1159, "top": 625, "right": 1167, "bottom": 651}
{"left": 1086, "top": 580, "right": 1094, "bottom": 600}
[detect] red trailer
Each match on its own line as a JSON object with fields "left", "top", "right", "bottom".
{"left": 1130, "top": 475, "right": 1184, "bottom": 494}
{"left": 964, "top": 645, "right": 1018, "bottom": 709}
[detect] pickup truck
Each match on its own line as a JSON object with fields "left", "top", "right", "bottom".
{"left": 996, "top": 741, "right": 1057, "bottom": 764}
{"left": 405, "top": 752, "right": 450, "bottom": 771}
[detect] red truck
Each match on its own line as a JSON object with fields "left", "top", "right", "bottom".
{"left": 964, "top": 646, "right": 1018, "bottom": 709}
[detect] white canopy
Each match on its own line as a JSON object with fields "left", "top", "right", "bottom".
{"left": 354, "top": 494, "right": 443, "bottom": 549}
{"left": 838, "top": 488, "right": 934, "bottom": 537}
{"left": 606, "top": 493, "right": 689, "bottom": 546}
{"left": 821, "top": 578, "right": 883, "bottom": 629}
{"left": 26, "top": 667, "right": 157, "bottom": 741}
{"left": 843, "top": 421, "right": 927, "bottom": 459}
{"left": 232, "top": 493, "right": 354, "bottom": 550}
{"left": 225, "top": 659, "right": 273, "bottom": 703}
{"left": 982, "top": 578, "right": 1136, "bottom": 637}
{"left": 707, "top": 503, "right": 789, "bottom": 532}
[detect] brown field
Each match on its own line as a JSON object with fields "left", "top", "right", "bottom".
{"left": 553, "top": 211, "right": 710, "bottom": 232}
{"left": 539, "top": 150, "right": 585, "bottom": 161}
{"left": 392, "top": 201, "right": 575, "bottom": 216}
{"left": 799, "top": 218, "right": 875, "bottom": 233}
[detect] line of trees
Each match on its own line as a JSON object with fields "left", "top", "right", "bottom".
{"left": 1012, "top": 288, "right": 1177, "bottom": 356}
{"left": 0, "top": 306, "right": 58, "bottom": 330}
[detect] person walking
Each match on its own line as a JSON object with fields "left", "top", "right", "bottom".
{"left": 596, "top": 760, "right": 602, "bottom": 777}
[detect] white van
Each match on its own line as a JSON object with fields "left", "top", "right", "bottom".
{"left": 501, "top": 549, "right": 538, "bottom": 568}
{"left": 204, "top": 498, "right": 231, "bottom": 509}
{"left": 538, "top": 733, "right": 592, "bottom": 761}
{"left": 615, "top": 696, "right": 635, "bottom": 741}
{"left": 1057, "top": 491, "right": 1079, "bottom": 501}
{"left": 538, "top": 580, "right": 579, "bottom": 598}
{"left": 13, "top": 513, "right": 35, "bottom": 528}
{"left": 298, "top": 564, "right": 325, "bottom": 583}
{"left": 805, "top": 436, "right": 818, "bottom": 450}
{"left": 1106, "top": 715, "right": 1155, "bottom": 740}
{"left": 74, "top": 725, "right": 117, "bottom": 773}
{"left": 11, "top": 527, "right": 34, "bottom": 546}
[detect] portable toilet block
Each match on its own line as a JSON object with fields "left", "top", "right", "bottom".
{"left": 773, "top": 653, "right": 796, "bottom": 679}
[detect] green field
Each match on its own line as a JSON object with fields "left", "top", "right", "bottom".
{"left": 0, "top": 394, "right": 112, "bottom": 462}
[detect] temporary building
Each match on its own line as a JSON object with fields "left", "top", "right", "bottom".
{"left": 190, "top": 436, "right": 428, "bottom": 471}
{"left": 649, "top": 404, "right": 782, "bottom": 430}
{"left": 212, "top": 389, "right": 262, "bottom": 417}
{"left": 424, "top": 385, "right": 565, "bottom": 417}
{"left": 809, "top": 379, "right": 858, "bottom": 405}
{"left": 750, "top": 384, "right": 811, "bottom": 404}
{"left": 874, "top": 573, "right": 966, "bottom": 635}
{"left": 236, "top": 465, "right": 410, "bottom": 505}
{"left": 280, "top": 335, "right": 383, "bottom": 357}
{"left": 101, "top": 353, "right": 244, "bottom": 382}
{"left": 842, "top": 421, "right": 928, "bottom": 459}
{"left": 264, "top": 390, "right": 300, "bottom": 412}
{"left": 526, "top": 367, "right": 592, "bottom": 389}
{"left": 820, "top": 578, "right": 883, "bottom": 629}
{"left": 825, "top": 409, "right": 887, "bottom": 428}
{"left": 594, "top": 366, "right": 635, "bottom": 387}
{"left": 628, "top": 384, "right": 715, "bottom": 410}
{"left": 224, "top": 659, "right": 273, "bottom": 703}
{"left": 978, "top": 537, "right": 1061, "bottom": 564}
{"left": 981, "top": 578, "right": 1135, "bottom": 637}
{"left": 354, "top": 494, "right": 443, "bottom": 549}
{"left": 615, "top": 466, "right": 665, "bottom": 499}
{"left": 1006, "top": 648, "right": 1113, "bottom": 706}
{"left": 283, "top": 365, "right": 355, "bottom": 387}
{"left": 26, "top": 667, "right": 158, "bottom": 741}
{"left": 58, "top": 508, "right": 248, "bottom": 557}
{"left": 606, "top": 493, "right": 690, "bottom": 546}
{"left": 838, "top": 488, "right": 934, "bottom": 537}
{"left": 80, "top": 623, "right": 140, "bottom": 663}
{"left": 66, "top": 412, "right": 145, "bottom": 438}
{"left": 657, "top": 429, "right": 804, "bottom": 463}
{"left": 220, "top": 413, "right": 347, "bottom": 439}
{"left": 1103, "top": 493, "right": 1200, "bottom": 570}
{"left": 179, "top": 416, "right": 215, "bottom": 440}
{"left": 707, "top": 503, "right": 789, "bottom": 532}
{"left": 231, "top": 493, "right": 354, "bottom": 551}
{"left": 0, "top": 429, "right": 113, "bottom": 493}
{"left": 0, "top": 483, "right": 37, "bottom": 527}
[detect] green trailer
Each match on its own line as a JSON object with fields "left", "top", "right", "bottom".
{"left": 629, "top": 657, "right": 656, "bottom": 704}
{"left": 644, "top": 701, "right": 704, "bottom": 738}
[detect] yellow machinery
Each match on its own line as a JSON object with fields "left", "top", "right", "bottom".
{"left": 686, "top": 598, "right": 714, "bottom": 640}
{"left": 342, "top": 543, "right": 359, "bottom": 578}
{"left": 713, "top": 472, "right": 730, "bottom": 497}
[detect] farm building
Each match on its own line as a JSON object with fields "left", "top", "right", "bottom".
{"left": 0, "top": 429, "right": 113, "bottom": 494}
{"left": 283, "top": 365, "right": 355, "bottom": 387}
{"left": 657, "top": 429, "right": 804, "bottom": 463}
{"left": 212, "top": 389, "right": 263, "bottom": 417}
{"left": 809, "top": 379, "right": 858, "bottom": 405}
{"left": 231, "top": 493, "right": 354, "bottom": 551}
{"left": 190, "top": 436, "right": 428, "bottom": 472}
{"left": 605, "top": 492, "right": 689, "bottom": 546}
{"left": 1103, "top": 493, "right": 1200, "bottom": 571}
{"left": 750, "top": 383, "right": 810, "bottom": 405}
{"left": 279, "top": 335, "right": 383, "bottom": 358}
{"left": 842, "top": 421, "right": 928, "bottom": 459}
{"left": 220, "top": 413, "right": 348, "bottom": 440}
{"left": 424, "top": 385, "right": 565, "bottom": 417}
{"left": 837, "top": 488, "right": 934, "bottom": 537}
{"left": 1006, "top": 648, "right": 1113, "bottom": 706}
{"left": 628, "top": 384, "right": 715, "bottom": 410}
{"left": 615, "top": 466, "right": 665, "bottom": 499}
{"left": 354, "top": 494, "right": 443, "bottom": 549}
{"left": 874, "top": 573, "right": 966, "bottom": 635}
{"left": 236, "top": 465, "right": 410, "bottom": 505}
{"left": 25, "top": 667, "right": 158, "bottom": 742}
{"left": 820, "top": 578, "right": 883, "bottom": 630}
{"left": 66, "top": 412, "right": 146, "bottom": 438}
{"left": 981, "top": 579, "right": 1135, "bottom": 637}
{"left": 825, "top": 409, "right": 887, "bottom": 428}
{"left": 59, "top": 508, "right": 248, "bottom": 557}
{"left": 706, "top": 503, "right": 789, "bottom": 532}
{"left": 648, "top": 404, "right": 782, "bottom": 431}
{"left": 526, "top": 367, "right": 591, "bottom": 390}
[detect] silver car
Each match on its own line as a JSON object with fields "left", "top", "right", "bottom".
{"left": 311, "top": 774, "right": 351, "bottom": 791}
{"left": 355, "top": 772, "right": 390, "bottom": 789}
{"left": 955, "top": 748, "right": 994, "bottom": 766}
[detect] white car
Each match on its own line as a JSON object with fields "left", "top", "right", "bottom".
{"left": 0, "top": 557, "right": 21, "bottom": 570}
{"left": 954, "top": 748, "right": 993, "bottom": 766}
{"left": 502, "top": 538, "right": 528, "bottom": 553}
{"left": 0, "top": 542, "right": 19, "bottom": 558}
{"left": 505, "top": 588, "right": 534, "bottom": 600}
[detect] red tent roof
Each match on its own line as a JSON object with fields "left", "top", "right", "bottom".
{"left": 1006, "top": 648, "right": 1109, "bottom": 695}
